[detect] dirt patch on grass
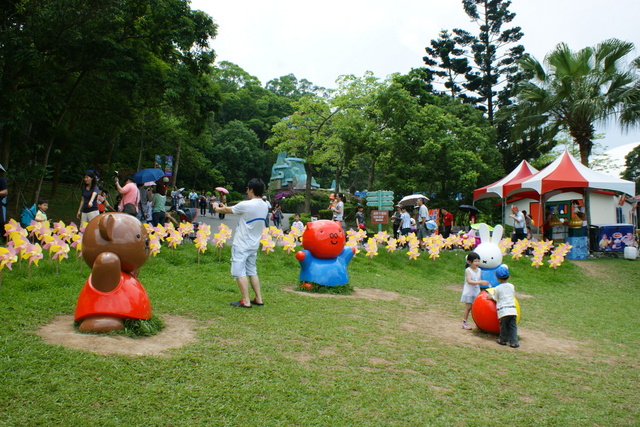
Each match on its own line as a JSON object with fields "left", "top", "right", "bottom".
{"left": 283, "top": 285, "right": 402, "bottom": 301}
{"left": 32, "top": 315, "right": 198, "bottom": 356}
{"left": 570, "top": 260, "right": 607, "bottom": 278}
{"left": 401, "top": 309, "right": 587, "bottom": 356}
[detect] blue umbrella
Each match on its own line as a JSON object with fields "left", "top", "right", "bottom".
{"left": 133, "top": 168, "right": 164, "bottom": 184}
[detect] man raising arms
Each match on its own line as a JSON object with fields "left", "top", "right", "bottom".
{"left": 215, "top": 178, "right": 268, "bottom": 308}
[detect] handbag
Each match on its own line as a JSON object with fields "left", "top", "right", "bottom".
{"left": 123, "top": 203, "right": 137, "bottom": 215}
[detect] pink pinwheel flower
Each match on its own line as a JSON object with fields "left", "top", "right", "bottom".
{"left": 0, "top": 246, "right": 18, "bottom": 270}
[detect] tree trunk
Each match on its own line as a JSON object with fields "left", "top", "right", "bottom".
{"left": 570, "top": 124, "right": 595, "bottom": 166}
{"left": 304, "top": 161, "right": 312, "bottom": 214}
{"left": 33, "top": 71, "right": 87, "bottom": 203}
{"left": 333, "top": 168, "right": 342, "bottom": 194}
{"left": 172, "top": 140, "right": 182, "bottom": 187}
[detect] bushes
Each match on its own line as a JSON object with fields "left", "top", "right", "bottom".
{"left": 275, "top": 189, "right": 333, "bottom": 214}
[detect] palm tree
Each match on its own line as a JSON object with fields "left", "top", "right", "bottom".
{"left": 508, "top": 39, "right": 640, "bottom": 166}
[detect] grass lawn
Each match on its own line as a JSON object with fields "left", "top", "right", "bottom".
{"left": 1, "top": 241, "right": 639, "bottom": 426}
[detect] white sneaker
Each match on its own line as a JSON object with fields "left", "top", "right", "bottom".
{"left": 461, "top": 322, "right": 472, "bottom": 330}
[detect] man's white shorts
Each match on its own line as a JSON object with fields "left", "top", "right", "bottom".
{"left": 231, "top": 246, "right": 258, "bottom": 279}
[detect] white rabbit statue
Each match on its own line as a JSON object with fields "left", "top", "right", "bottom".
{"left": 474, "top": 223, "right": 504, "bottom": 288}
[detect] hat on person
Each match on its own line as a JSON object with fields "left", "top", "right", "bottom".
{"left": 495, "top": 264, "right": 510, "bottom": 279}
{"left": 511, "top": 205, "right": 518, "bottom": 211}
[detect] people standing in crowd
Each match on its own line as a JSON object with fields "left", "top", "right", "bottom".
{"left": 509, "top": 205, "right": 526, "bottom": 242}
{"left": 262, "top": 196, "right": 271, "bottom": 227}
{"left": 441, "top": 208, "right": 454, "bottom": 238}
{"left": 392, "top": 205, "right": 402, "bottom": 239}
{"left": 400, "top": 206, "right": 412, "bottom": 237}
{"left": 0, "top": 164, "right": 8, "bottom": 240}
{"left": 199, "top": 195, "right": 207, "bottom": 216}
{"left": 189, "top": 189, "right": 198, "bottom": 207}
{"left": 171, "top": 187, "right": 179, "bottom": 208}
{"left": 214, "top": 178, "right": 268, "bottom": 308}
{"left": 572, "top": 200, "right": 587, "bottom": 227}
{"left": 152, "top": 186, "right": 167, "bottom": 227}
{"left": 209, "top": 194, "right": 217, "bottom": 218}
{"left": 331, "top": 193, "right": 345, "bottom": 231}
{"left": 77, "top": 172, "right": 100, "bottom": 224}
{"left": 137, "top": 183, "right": 151, "bottom": 223}
{"left": 355, "top": 205, "right": 366, "bottom": 231}
{"left": 271, "top": 202, "right": 283, "bottom": 229}
{"left": 115, "top": 175, "right": 139, "bottom": 216}
{"left": 219, "top": 192, "right": 227, "bottom": 219}
{"left": 522, "top": 209, "right": 535, "bottom": 238}
{"left": 146, "top": 186, "right": 154, "bottom": 222}
{"left": 96, "top": 189, "right": 113, "bottom": 213}
{"left": 416, "top": 198, "right": 428, "bottom": 247}
{"left": 542, "top": 206, "right": 554, "bottom": 241}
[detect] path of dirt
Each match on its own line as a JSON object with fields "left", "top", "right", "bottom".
{"left": 285, "top": 285, "right": 587, "bottom": 356}
{"left": 34, "top": 282, "right": 590, "bottom": 357}
{"left": 32, "top": 315, "right": 198, "bottom": 357}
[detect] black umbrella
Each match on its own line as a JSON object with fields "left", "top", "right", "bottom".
{"left": 458, "top": 205, "right": 479, "bottom": 214}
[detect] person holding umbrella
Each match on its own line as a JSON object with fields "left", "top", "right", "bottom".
{"left": 115, "top": 175, "right": 139, "bottom": 215}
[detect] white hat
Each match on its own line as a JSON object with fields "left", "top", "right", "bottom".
{"left": 0, "top": 164, "right": 5, "bottom": 172}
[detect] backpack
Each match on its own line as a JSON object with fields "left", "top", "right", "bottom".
{"left": 20, "top": 203, "right": 37, "bottom": 227}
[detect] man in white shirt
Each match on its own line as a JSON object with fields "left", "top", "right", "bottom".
{"left": 215, "top": 179, "right": 268, "bottom": 308}
{"left": 416, "top": 197, "right": 429, "bottom": 247}
{"left": 189, "top": 190, "right": 198, "bottom": 207}
{"left": 509, "top": 205, "right": 526, "bottom": 241}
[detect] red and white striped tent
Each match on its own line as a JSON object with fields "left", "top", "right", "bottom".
{"left": 473, "top": 160, "right": 538, "bottom": 201}
{"left": 503, "top": 150, "right": 636, "bottom": 198}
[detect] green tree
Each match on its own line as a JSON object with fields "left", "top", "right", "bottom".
{"left": 0, "top": 0, "right": 219, "bottom": 203}
{"left": 208, "top": 120, "right": 271, "bottom": 192}
{"left": 423, "top": 30, "right": 471, "bottom": 99}
{"left": 267, "top": 96, "right": 340, "bottom": 212}
{"left": 621, "top": 145, "right": 640, "bottom": 187}
{"left": 266, "top": 74, "right": 325, "bottom": 99}
{"left": 510, "top": 39, "right": 640, "bottom": 166}
{"left": 423, "top": 0, "right": 524, "bottom": 123}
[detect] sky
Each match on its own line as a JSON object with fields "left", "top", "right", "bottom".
{"left": 190, "top": 0, "right": 640, "bottom": 152}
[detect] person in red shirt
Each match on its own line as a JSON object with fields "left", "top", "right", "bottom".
{"left": 441, "top": 208, "right": 454, "bottom": 238}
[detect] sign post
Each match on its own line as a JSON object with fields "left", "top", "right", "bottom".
{"left": 365, "top": 191, "right": 394, "bottom": 232}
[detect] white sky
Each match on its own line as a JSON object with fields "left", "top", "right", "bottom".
{"left": 190, "top": 0, "right": 640, "bottom": 151}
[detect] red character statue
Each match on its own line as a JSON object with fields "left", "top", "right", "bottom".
{"left": 295, "top": 220, "right": 355, "bottom": 287}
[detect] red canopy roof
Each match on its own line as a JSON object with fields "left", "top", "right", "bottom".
{"left": 504, "top": 150, "right": 636, "bottom": 197}
{"left": 473, "top": 160, "right": 538, "bottom": 201}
